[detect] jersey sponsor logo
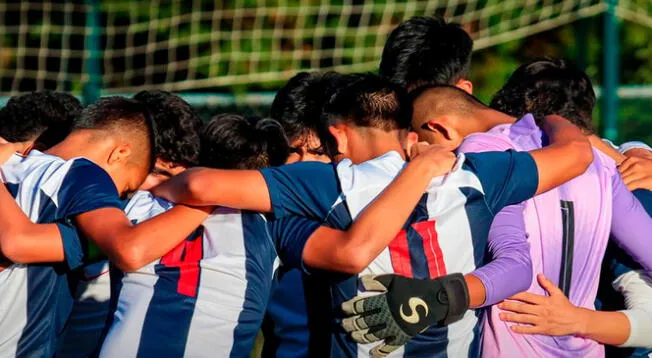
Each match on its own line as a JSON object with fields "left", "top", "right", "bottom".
{"left": 388, "top": 220, "right": 446, "bottom": 278}
{"left": 399, "top": 297, "right": 429, "bottom": 324}
{"left": 160, "top": 228, "right": 204, "bottom": 297}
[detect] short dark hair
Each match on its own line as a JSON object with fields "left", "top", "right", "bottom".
{"left": 490, "top": 58, "right": 596, "bottom": 132}
{"left": 380, "top": 16, "right": 473, "bottom": 90}
{"left": 199, "top": 114, "right": 290, "bottom": 170}
{"left": 410, "top": 84, "right": 488, "bottom": 126}
{"left": 76, "top": 96, "right": 155, "bottom": 171}
{"left": 323, "top": 73, "right": 411, "bottom": 130}
{"left": 0, "top": 91, "right": 82, "bottom": 149}
{"left": 270, "top": 71, "right": 345, "bottom": 145}
{"left": 133, "top": 90, "right": 202, "bottom": 167}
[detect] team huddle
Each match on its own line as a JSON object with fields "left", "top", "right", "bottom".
{"left": 0, "top": 15, "right": 651, "bottom": 358}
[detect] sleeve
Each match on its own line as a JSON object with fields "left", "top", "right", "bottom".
{"left": 472, "top": 203, "right": 532, "bottom": 306}
{"left": 56, "top": 221, "right": 84, "bottom": 271}
{"left": 57, "top": 159, "right": 123, "bottom": 219}
{"left": 612, "top": 270, "right": 652, "bottom": 348}
{"left": 609, "top": 174, "right": 652, "bottom": 275}
{"left": 618, "top": 141, "right": 652, "bottom": 155}
{"left": 259, "top": 162, "right": 341, "bottom": 220}
{"left": 463, "top": 151, "right": 539, "bottom": 214}
{"left": 268, "top": 216, "right": 320, "bottom": 271}
{"left": 458, "top": 133, "right": 515, "bottom": 154}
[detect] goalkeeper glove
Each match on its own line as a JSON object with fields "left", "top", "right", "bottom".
{"left": 340, "top": 273, "right": 469, "bottom": 357}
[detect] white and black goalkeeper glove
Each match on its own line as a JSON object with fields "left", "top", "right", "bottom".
{"left": 340, "top": 273, "right": 469, "bottom": 357}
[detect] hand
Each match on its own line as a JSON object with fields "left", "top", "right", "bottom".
{"left": 341, "top": 273, "right": 469, "bottom": 357}
{"left": 618, "top": 156, "right": 652, "bottom": 191}
{"left": 622, "top": 147, "right": 652, "bottom": 160}
{"left": 409, "top": 143, "right": 457, "bottom": 179}
{"left": 498, "top": 273, "right": 588, "bottom": 336}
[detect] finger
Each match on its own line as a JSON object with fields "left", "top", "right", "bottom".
{"left": 510, "top": 324, "right": 546, "bottom": 335}
{"left": 350, "top": 325, "right": 386, "bottom": 344}
{"left": 620, "top": 170, "right": 642, "bottom": 186}
{"left": 499, "top": 312, "right": 540, "bottom": 325}
{"left": 498, "top": 301, "right": 540, "bottom": 315}
{"left": 626, "top": 177, "right": 652, "bottom": 191}
{"left": 508, "top": 292, "right": 547, "bottom": 305}
{"left": 370, "top": 342, "right": 401, "bottom": 358}
{"left": 342, "top": 314, "right": 370, "bottom": 332}
{"left": 536, "top": 274, "right": 564, "bottom": 297}
{"left": 360, "top": 274, "right": 392, "bottom": 291}
{"left": 618, "top": 157, "right": 638, "bottom": 173}
{"left": 341, "top": 296, "right": 368, "bottom": 315}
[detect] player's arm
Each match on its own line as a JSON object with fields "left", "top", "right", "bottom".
{"left": 73, "top": 205, "right": 209, "bottom": 272}
{"left": 498, "top": 273, "right": 639, "bottom": 346}
{"left": 0, "top": 182, "right": 69, "bottom": 264}
{"left": 301, "top": 145, "right": 456, "bottom": 274}
{"left": 151, "top": 168, "right": 272, "bottom": 212}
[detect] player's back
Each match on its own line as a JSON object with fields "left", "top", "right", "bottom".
{"left": 303, "top": 150, "right": 536, "bottom": 358}
{"left": 468, "top": 115, "right": 615, "bottom": 357}
{"left": 0, "top": 151, "right": 103, "bottom": 357}
{"left": 100, "top": 191, "right": 276, "bottom": 358}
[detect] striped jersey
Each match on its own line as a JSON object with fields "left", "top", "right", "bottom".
{"left": 0, "top": 151, "right": 122, "bottom": 357}
{"left": 259, "top": 150, "right": 539, "bottom": 357}
{"left": 100, "top": 191, "right": 316, "bottom": 358}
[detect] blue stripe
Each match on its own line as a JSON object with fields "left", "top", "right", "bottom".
{"left": 17, "top": 189, "right": 76, "bottom": 356}
{"left": 231, "top": 213, "right": 277, "bottom": 357}
{"left": 137, "top": 228, "right": 204, "bottom": 357}
{"left": 405, "top": 195, "right": 430, "bottom": 280}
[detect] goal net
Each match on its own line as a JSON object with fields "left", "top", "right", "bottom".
{"left": 0, "top": 0, "right": 650, "bottom": 96}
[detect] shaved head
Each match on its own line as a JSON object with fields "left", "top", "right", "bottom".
{"left": 411, "top": 85, "right": 487, "bottom": 129}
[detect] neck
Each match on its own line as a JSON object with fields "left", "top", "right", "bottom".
{"left": 461, "top": 108, "right": 517, "bottom": 137}
{"left": 347, "top": 128, "right": 406, "bottom": 164}
{"left": 46, "top": 131, "right": 104, "bottom": 164}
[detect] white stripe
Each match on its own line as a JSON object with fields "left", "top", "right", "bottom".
{"left": 0, "top": 266, "right": 28, "bottom": 356}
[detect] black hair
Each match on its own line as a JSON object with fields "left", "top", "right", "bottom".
{"left": 76, "top": 96, "right": 155, "bottom": 171}
{"left": 0, "top": 91, "right": 82, "bottom": 150}
{"left": 323, "top": 73, "right": 411, "bottom": 130}
{"left": 199, "top": 114, "right": 290, "bottom": 170}
{"left": 270, "top": 71, "right": 345, "bottom": 146}
{"left": 380, "top": 15, "right": 473, "bottom": 90}
{"left": 133, "top": 90, "right": 202, "bottom": 167}
{"left": 490, "top": 58, "right": 596, "bottom": 132}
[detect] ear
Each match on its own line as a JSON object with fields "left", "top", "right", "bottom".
{"left": 107, "top": 143, "right": 132, "bottom": 166}
{"left": 328, "top": 125, "right": 348, "bottom": 156}
{"left": 402, "top": 131, "right": 419, "bottom": 155}
{"left": 425, "top": 118, "right": 463, "bottom": 149}
{"left": 455, "top": 79, "right": 473, "bottom": 94}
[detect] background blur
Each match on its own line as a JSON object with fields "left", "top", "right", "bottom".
{"left": 0, "top": 0, "right": 651, "bottom": 143}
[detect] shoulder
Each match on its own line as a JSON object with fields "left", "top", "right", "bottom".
{"left": 125, "top": 191, "right": 173, "bottom": 223}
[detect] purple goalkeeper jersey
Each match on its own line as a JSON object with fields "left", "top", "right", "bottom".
{"left": 459, "top": 114, "right": 652, "bottom": 358}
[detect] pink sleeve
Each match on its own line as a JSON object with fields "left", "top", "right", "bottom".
{"left": 457, "top": 133, "right": 516, "bottom": 154}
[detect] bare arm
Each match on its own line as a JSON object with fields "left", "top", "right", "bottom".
{"left": 0, "top": 182, "right": 65, "bottom": 263}
{"left": 302, "top": 144, "right": 456, "bottom": 274}
{"left": 151, "top": 168, "right": 272, "bottom": 212}
{"left": 74, "top": 206, "right": 210, "bottom": 272}
{"left": 529, "top": 115, "right": 593, "bottom": 195}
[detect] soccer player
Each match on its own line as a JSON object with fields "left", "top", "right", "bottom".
{"left": 56, "top": 90, "right": 204, "bottom": 358}
{"left": 99, "top": 113, "right": 455, "bottom": 356}
{"left": 270, "top": 71, "right": 344, "bottom": 164}
{"left": 380, "top": 15, "right": 474, "bottom": 93}
{"left": 485, "top": 59, "right": 652, "bottom": 355}
{"left": 152, "top": 73, "right": 594, "bottom": 357}
{"left": 0, "top": 97, "right": 208, "bottom": 356}
{"left": 396, "top": 79, "right": 652, "bottom": 356}
{"left": 0, "top": 91, "right": 82, "bottom": 154}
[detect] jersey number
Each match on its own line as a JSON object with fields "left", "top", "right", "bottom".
{"left": 160, "top": 228, "right": 204, "bottom": 298}
{"left": 388, "top": 220, "right": 446, "bottom": 279}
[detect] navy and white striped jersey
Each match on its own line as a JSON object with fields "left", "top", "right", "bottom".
{"left": 260, "top": 150, "right": 539, "bottom": 358}
{"left": 101, "top": 191, "right": 313, "bottom": 357}
{"left": 0, "top": 151, "right": 122, "bottom": 357}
